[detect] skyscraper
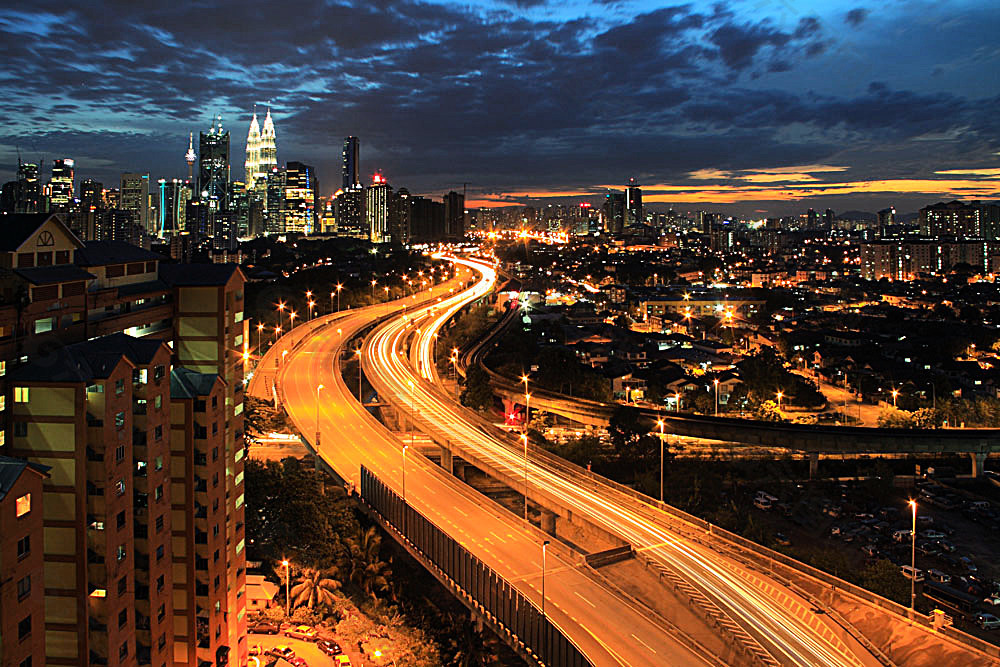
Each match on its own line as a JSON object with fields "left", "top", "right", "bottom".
{"left": 245, "top": 110, "right": 277, "bottom": 191}
{"left": 264, "top": 166, "right": 286, "bottom": 235}
{"left": 342, "top": 136, "right": 360, "bottom": 190}
{"left": 335, "top": 186, "right": 364, "bottom": 238}
{"left": 443, "top": 190, "right": 465, "bottom": 240}
{"left": 199, "top": 117, "right": 231, "bottom": 211}
{"left": 48, "top": 158, "right": 75, "bottom": 209}
{"left": 157, "top": 178, "right": 193, "bottom": 237}
{"left": 284, "top": 161, "right": 317, "bottom": 234}
{"left": 80, "top": 178, "right": 104, "bottom": 212}
{"left": 121, "top": 172, "right": 151, "bottom": 233}
{"left": 366, "top": 173, "right": 390, "bottom": 243}
{"left": 603, "top": 191, "right": 625, "bottom": 235}
{"left": 625, "top": 177, "right": 642, "bottom": 226}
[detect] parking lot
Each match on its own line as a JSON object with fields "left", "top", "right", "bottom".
{"left": 750, "top": 472, "right": 1000, "bottom": 641}
{"left": 247, "top": 632, "right": 355, "bottom": 667}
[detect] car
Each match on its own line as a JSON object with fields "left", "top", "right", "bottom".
{"left": 288, "top": 659, "right": 309, "bottom": 667}
{"left": 317, "top": 639, "right": 343, "bottom": 656}
{"left": 829, "top": 526, "right": 842, "bottom": 537}
{"left": 250, "top": 621, "right": 280, "bottom": 635}
{"left": 284, "top": 625, "right": 318, "bottom": 641}
{"left": 927, "top": 569, "right": 952, "bottom": 584}
{"left": 861, "top": 543, "right": 881, "bottom": 558}
{"left": 959, "top": 556, "right": 978, "bottom": 573}
{"left": 266, "top": 646, "right": 296, "bottom": 660}
{"left": 936, "top": 539, "right": 956, "bottom": 553}
{"left": 922, "top": 529, "right": 945, "bottom": 540}
{"left": 984, "top": 595, "right": 1000, "bottom": 607}
{"left": 892, "top": 529, "right": 912, "bottom": 543}
{"left": 774, "top": 533, "right": 791, "bottom": 546}
{"left": 976, "top": 613, "right": 1000, "bottom": 630}
{"left": 334, "top": 657, "right": 353, "bottom": 666}
{"left": 249, "top": 645, "right": 263, "bottom": 657}
{"left": 901, "top": 565, "right": 925, "bottom": 582}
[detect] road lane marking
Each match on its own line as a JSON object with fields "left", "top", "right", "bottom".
{"left": 631, "top": 633, "right": 657, "bottom": 654}
{"left": 573, "top": 591, "right": 596, "bottom": 608}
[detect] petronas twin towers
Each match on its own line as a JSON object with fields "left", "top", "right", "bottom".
{"left": 244, "top": 108, "right": 277, "bottom": 189}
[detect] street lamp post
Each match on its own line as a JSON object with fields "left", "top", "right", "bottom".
{"left": 282, "top": 559, "right": 291, "bottom": 618}
{"left": 657, "top": 419, "right": 665, "bottom": 502}
{"left": 675, "top": 392, "right": 681, "bottom": 413}
{"left": 521, "top": 433, "right": 529, "bottom": 521}
{"left": 892, "top": 388, "right": 899, "bottom": 408}
{"left": 714, "top": 378, "right": 719, "bottom": 416}
{"left": 256, "top": 322, "right": 264, "bottom": 355}
{"left": 776, "top": 390, "right": 784, "bottom": 412}
{"left": 315, "top": 384, "right": 324, "bottom": 446}
{"left": 371, "top": 279, "right": 377, "bottom": 303}
{"left": 402, "top": 444, "right": 408, "bottom": 502}
{"left": 542, "top": 539, "right": 550, "bottom": 620}
{"left": 909, "top": 499, "right": 917, "bottom": 618}
{"left": 356, "top": 348, "right": 363, "bottom": 401}
{"left": 336, "top": 283, "right": 343, "bottom": 312}
{"left": 276, "top": 301, "right": 285, "bottom": 333}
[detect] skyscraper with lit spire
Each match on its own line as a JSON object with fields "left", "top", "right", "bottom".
{"left": 244, "top": 108, "right": 277, "bottom": 190}
{"left": 185, "top": 132, "right": 196, "bottom": 180}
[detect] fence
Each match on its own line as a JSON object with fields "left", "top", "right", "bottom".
{"left": 359, "top": 465, "right": 592, "bottom": 667}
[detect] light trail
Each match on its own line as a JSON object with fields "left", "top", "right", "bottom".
{"left": 363, "top": 254, "right": 872, "bottom": 667}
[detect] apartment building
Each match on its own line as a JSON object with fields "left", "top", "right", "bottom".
{"left": 0, "top": 455, "right": 50, "bottom": 667}
{"left": 0, "top": 213, "right": 247, "bottom": 667}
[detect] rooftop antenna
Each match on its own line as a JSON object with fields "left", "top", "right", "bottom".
{"left": 185, "top": 132, "right": 196, "bottom": 180}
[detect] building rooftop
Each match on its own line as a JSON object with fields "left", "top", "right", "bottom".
{"left": 100, "top": 333, "right": 170, "bottom": 366}
{"left": 0, "top": 213, "right": 58, "bottom": 251}
{"left": 0, "top": 455, "right": 50, "bottom": 501}
{"left": 75, "top": 240, "right": 165, "bottom": 266}
{"left": 159, "top": 263, "right": 243, "bottom": 287}
{"left": 15, "top": 265, "right": 96, "bottom": 285}
{"left": 171, "top": 366, "right": 223, "bottom": 399}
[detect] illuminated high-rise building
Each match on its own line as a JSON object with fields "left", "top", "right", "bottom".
{"left": 259, "top": 109, "right": 277, "bottom": 177}
{"left": 245, "top": 113, "right": 260, "bottom": 184}
{"left": 335, "top": 186, "right": 364, "bottom": 238}
{"left": 603, "top": 190, "right": 625, "bottom": 235}
{"left": 244, "top": 110, "right": 277, "bottom": 191}
{"left": 157, "top": 178, "right": 193, "bottom": 237}
{"left": 284, "top": 161, "right": 317, "bottom": 234}
{"left": 443, "top": 190, "right": 465, "bottom": 240}
{"left": 199, "top": 116, "right": 231, "bottom": 211}
{"left": 342, "top": 136, "right": 360, "bottom": 190}
{"left": 121, "top": 172, "right": 151, "bottom": 233}
{"left": 625, "top": 177, "right": 642, "bottom": 226}
{"left": 48, "top": 158, "right": 75, "bottom": 209}
{"left": 366, "top": 173, "right": 390, "bottom": 243}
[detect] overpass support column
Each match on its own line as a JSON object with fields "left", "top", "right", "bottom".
{"left": 809, "top": 452, "right": 820, "bottom": 479}
{"left": 440, "top": 446, "right": 454, "bottom": 475}
{"left": 540, "top": 509, "right": 557, "bottom": 536}
{"left": 970, "top": 452, "right": 987, "bottom": 478}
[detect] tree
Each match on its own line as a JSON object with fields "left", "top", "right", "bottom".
{"left": 460, "top": 366, "right": 495, "bottom": 412}
{"left": 343, "top": 526, "right": 393, "bottom": 600}
{"left": 290, "top": 567, "right": 341, "bottom": 609}
{"left": 859, "top": 559, "right": 910, "bottom": 605}
{"left": 607, "top": 406, "right": 656, "bottom": 462}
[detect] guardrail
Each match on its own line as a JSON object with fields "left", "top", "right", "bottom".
{"left": 360, "top": 465, "right": 592, "bottom": 667}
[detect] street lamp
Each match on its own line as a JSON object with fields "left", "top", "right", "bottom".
{"left": 308, "top": 300, "right": 315, "bottom": 321}
{"left": 675, "top": 391, "right": 681, "bottom": 413}
{"left": 521, "top": 374, "right": 530, "bottom": 431}
{"left": 273, "top": 325, "right": 281, "bottom": 342}
{"left": 336, "top": 283, "right": 343, "bottom": 312}
{"left": 892, "top": 388, "right": 899, "bottom": 408}
{"left": 371, "top": 279, "right": 377, "bottom": 303}
{"left": 276, "top": 301, "right": 286, "bottom": 331}
{"left": 542, "top": 539, "right": 550, "bottom": 622}
{"left": 713, "top": 378, "right": 720, "bottom": 416}
{"left": 909, "top": 499, "right": 917, "bottom": 618}
{"left": 521, "top": 433, "right": 529, "bottom": 521}
{"left": 315, "top": 384, "right": 324, "bottom": 446}
{"left": 776, "top": 390, "right": 784, "bottom": 411}
{"left": 402, "top": 444, "right": 408, "bottom": 502}
{"left": 657, "top": 419, "right": 665, "bottom": 502}
{"left": 256, "top": 321, "right": 265, "bottom": 354}
{"left": 355, "top": 348, "right": 363, "bottom": 401}
{"left": 281, "top": 559, "right": 291, "bottom": 618}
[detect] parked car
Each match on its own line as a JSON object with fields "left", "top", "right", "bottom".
{"left": 249, "top": 645, "right": 263, "bottom": 657}
{"left": 285, "top": 625, "right": 318, "bottom": 640}
{"left": 266, "top": 646, "right": 296, "bottom": 660}
{"left": 317, "top": 640, "right": 343, "bottom": 656}
{"left": 901, "top": 565, "right": 925, "bottom": 582}
{"left": 250, "top": 621, "right": 280, "bottom": 635}
{"left": 861, "top": 543, "right": 880, "bottom": 558}
{"left": 289, "top": 659, "right": 309, "bottom": 667}
{"left": 334, "top": 657, "right": 353, "bottom": 666}
{"left": 922, "top": 529, "right": 945, "bottom": 540}
{"left": 959, "top": 556, "right": 978, "bottom": 573}
{"left": 892, "top": 529, "right": 912, "bottom": 543}
{"left": 936, "top": 539, "right": 956, "bottom": 553}
{"left": 927, "top": 569, "right": 951, "bottom": 584}
{"left": 975, "top": 613, "right": 1000, "bottom": 630}
{"left": 774, "top": 533, "right": 791, "bottom": 546}
{"left": 983, "top": 595, "right": 1000, "bottom": 607}
{"left": 917, "top": 542, "right": 940, "bottom": 557}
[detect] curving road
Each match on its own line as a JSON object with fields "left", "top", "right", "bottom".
{"left": 269, "top": 269, "right": 717, "bottom": 667}
{"left": 361, "top": 256, "right": 879, "bottom": 667}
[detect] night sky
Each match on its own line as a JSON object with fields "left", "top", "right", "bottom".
{"left": 1, "top": 0, "right": 999, "bottom": 215}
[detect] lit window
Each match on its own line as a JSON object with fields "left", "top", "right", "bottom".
{"left": 15, "top": 493, "right": 30, "bottom": 517}
{"left": 0, "top": 395, "right": 5, "bottom": 411}
{"left": 14, "top": 387, "right": 29, "bottom": 403}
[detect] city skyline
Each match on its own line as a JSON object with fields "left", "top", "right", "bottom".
{"left": 1, "top": 1, "right": 999, "bottom": 214}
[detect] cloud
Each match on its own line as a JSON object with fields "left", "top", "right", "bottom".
{"left": 845, "top": 8, "right": 869, "bottom": 27}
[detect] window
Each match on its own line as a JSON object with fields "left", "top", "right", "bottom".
{"left": 212, "top": 395, "right": 218, "bottom": 408}
{"left": 154, "top": 456, "right": 163, "bottom": 471}
{"left": 154, "top": 425, "right": 163, "bottom": 441}
{"left": 156, "top": 574, "right": 164, "bottom": 592}
{"left": 212, "top": 422, "right": 218, "bottom": 435}
{"left": 158, "top": 633, "right": 166, "bottom": 650}
{"left": 14, "top": 387, "right": 29, "bottom": 403}
{"left": 118, "top": 576, "right": 127, "bottom": 595}
{"left": 155, "top": 544, "right": 164, "bottom": 562}
{"left": 154, "top": 395, "right": 162, "bottom": 409}
{"left": 16, "top": 535, "right": 29, "bottom": 559}
{"left": 0, "top": 395, "right": 5, "bottom": 411}
{"left": 119, "top": 641, "right": 128, "bottom": 660}
{"left": 17, "top": 253, "right": 33, "bottom": 268}
{"left": 116, "top": 510, "right": 125, "bottom": 530}
{"left": 155, "top": 514, "right": 164, "bottom": 532}
{"left": 117, "top": 544, "right": 126, "bottom": 561}
{"left": 0, "top": 360, "right": 6, "bottom": 376}
{"left": 153, "top": 365, "right": 165, "bottom": 382}
{"left": 115, "top": 378, "right": 125, "bottom": 396}
{"left": 157, "top": 603, "right": 165, "bottom": 622}
{"left": 115, "top": 479, "right": 125, "bottom": 496}
{"left": 16, "top": 575, "right": 30, "bottom": 600}
{"left": 18, "top": 657, "right": 31, "bottom": 667}
{"left": 115, "top": 444, "right": 125, "bottom": 462}
{"left": 17, "top": 615, "right": 30, "bottom": 640}
{"left": 14, "top": 422, "right": 27, "bottom": 437}
{"left": 154, "top": 484, "right": 162, "bottom": 501}
{"left": 36, "top": 251, "right": 52, "bottom": 266}
{"left": 212, "top": 447, "right": 218, "bottom": 461}
{"left": 56, "top": 250, "right": 70, "bottom": 265}
{"left": 15, "top": 493, "right": 31, "bottom": 517}
{"left": 115, "top": 411, "right": 125, "bottom": 429}
{"left": 118, "top": 608, "right": 128, "bottom": 628}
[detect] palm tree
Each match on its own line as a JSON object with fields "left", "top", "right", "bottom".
{"left": 290, "top": 567, "right": 341, "bottom": 609}
{"left": 343, "top": 526, "right": 393, "bottom": 600}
